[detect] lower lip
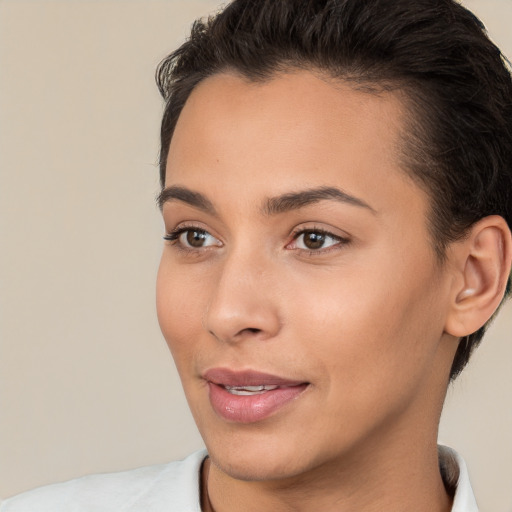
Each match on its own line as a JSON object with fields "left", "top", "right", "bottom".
{"left": 208, "top": 382, "right": 309, "bottom": 423}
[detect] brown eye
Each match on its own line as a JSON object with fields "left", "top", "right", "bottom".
{"left": 185, "top": 230, "right": 209, "bottom": 247}
{"left": 164, "top": 227, "right": 222, "bottom": 249}
{"left": 289, "top": 229, "right": 346, "bottom": 252}
{"left": 302, "top": 231, "right": 326, "bottom": 250}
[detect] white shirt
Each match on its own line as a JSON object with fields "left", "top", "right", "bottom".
{"left": 0, "top": 446, "right": 478, "bottom": 511}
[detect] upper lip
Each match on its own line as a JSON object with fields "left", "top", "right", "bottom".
{"left": 203, "top": 368, "right": 307, "bottom": 387}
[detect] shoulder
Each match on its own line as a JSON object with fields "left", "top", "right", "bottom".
{"left": 0, "top": 450, "right": 207, "bottom": 512}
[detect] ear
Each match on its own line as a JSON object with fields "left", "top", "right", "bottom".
{"left": 444, "top": 215, "right": 512, "bottom": 338}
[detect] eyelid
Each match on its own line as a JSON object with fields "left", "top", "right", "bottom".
{"left": 164, "top": 220, "right": 217, "bottom": 238}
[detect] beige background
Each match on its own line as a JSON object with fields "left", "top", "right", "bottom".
{"left": 0, "top": 0, "right": 510, "bottom": 510}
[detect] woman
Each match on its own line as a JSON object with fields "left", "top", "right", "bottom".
{"left": 2, "top": 0, "right": 511, "bottom": 510}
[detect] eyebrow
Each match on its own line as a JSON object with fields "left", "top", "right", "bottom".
{"left": 157, "top": 185, "right": 375, "bottom": 215}
{"left": 262, "top": 186, "right": 375, "bottom": 215}
{"left": 157, "top": 186, "right": 216, "bottom": 214}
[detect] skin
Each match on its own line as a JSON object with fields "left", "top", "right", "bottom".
{"left": 156, "top": 71, "right": 462, "bottom": 512}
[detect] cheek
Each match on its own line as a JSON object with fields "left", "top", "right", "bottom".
{"left": 156, "top": 256, "right": 209, "bottom": 362}
{"left": 285, "top": 271, "right": 443, "bottom": 441}
{"left": 285, "top": 253, "right": 444, "bottom": 387}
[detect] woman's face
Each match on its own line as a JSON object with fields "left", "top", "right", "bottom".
{"left": 157, "top": 71, "right": 455, "bottom": 481}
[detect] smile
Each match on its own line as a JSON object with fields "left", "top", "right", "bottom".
{"left": 203, "top": 368, "right": 309, "bottom": 423}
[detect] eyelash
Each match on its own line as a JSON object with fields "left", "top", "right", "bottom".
{"left": 164, "top": 226, "right": 204, "bottom": 242}
{"left": 163, "top": 225, "right": 350, "bottom": 255}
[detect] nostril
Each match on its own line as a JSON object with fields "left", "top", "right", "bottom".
{"left": 208, "top": 326, "right": 264, "bottom": 343}
{"left": 208, "top": 327, "right": 263, "bottom": 342}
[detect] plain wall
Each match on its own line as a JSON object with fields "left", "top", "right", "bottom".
{"left": 0, "top": 1, "right": 510, "bottom": 510}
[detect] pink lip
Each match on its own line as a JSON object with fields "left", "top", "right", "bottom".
{"left": 203, "top": 368, "right": 309, "bottom": 423}
{"left": 204, "top": 368, "right": 305, "bottom": 387}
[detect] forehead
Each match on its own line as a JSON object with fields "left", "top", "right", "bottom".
{"left": 165, "top": 70, "right": 426, "bottom": 222}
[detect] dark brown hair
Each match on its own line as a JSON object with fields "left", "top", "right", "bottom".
{"left": 156, "top": 0, "right": 512, "bottom": 379}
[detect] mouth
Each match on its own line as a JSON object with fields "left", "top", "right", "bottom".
{"left": 203, "top": 368, "right": 309, "bottom": 423}
{"left": 223, "top": 384, "right": 280, "bottom": 395}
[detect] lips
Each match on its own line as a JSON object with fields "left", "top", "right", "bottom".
{"left": 203, "top": 368, "right": 309, "bottom": 423}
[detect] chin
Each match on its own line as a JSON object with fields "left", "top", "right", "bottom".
{"left": 201, "top": 423, "right": 324, "bottom": 483}
{"left": 210, "top": 447, "right": 308, "bottom": 482}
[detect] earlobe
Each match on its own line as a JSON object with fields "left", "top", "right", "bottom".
{"left": 445, "top": 215, "right": 512, "bottom": 338}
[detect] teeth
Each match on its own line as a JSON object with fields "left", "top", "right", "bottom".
{"left": 224, "top": 385, "right": 279, "bottom": 395}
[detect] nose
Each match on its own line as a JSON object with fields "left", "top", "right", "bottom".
{"left": 204, "top": 249, "right": 281, "bottom": 344}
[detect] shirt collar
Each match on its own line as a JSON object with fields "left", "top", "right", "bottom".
{"left": 438, "top": 445, "right": 479, "bottom": 512}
